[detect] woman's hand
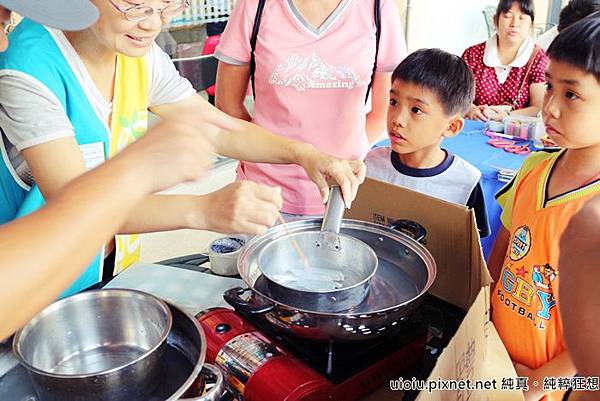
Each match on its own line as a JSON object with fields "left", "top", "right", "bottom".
{"left": 465, "top": 104, "right": 488, "bottom": 121}
{"left": 295, "top": 145, "right": 366, "bottom": 207}
{"left": 194, "top": 181, "right": 283, "bottom": 235}
{"left": 487, "top": 105, "right": 511, "bottom": 121}
{"left": 465, "top": 104, "right": 510, "bottom": 122}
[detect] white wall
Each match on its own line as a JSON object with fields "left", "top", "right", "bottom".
{"left": 405, "top": 0, "right": 496, "bottom": 55}
{"left": 404, "top": 0, "right": 552, "bottom": 56}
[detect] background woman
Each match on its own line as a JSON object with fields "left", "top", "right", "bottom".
{"left": 462, "top": 0, "right": 549, "bottom": 121}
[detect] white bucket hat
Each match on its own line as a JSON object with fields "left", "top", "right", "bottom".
{"left": 0, "top": 0, "right": 98, "bottom": 31}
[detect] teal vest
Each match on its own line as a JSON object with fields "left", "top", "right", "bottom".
{"left": 0, "top": 20, "right": 110, "bottom": 297}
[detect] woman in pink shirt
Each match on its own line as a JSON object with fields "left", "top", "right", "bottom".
{"left": 215, "top": 0, "right": 407, "bottom": 217}
{"left": 462, "top": 0, "right": 549, "bottom": 122}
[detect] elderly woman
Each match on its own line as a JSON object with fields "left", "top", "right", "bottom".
{"left": 0, "top": 0, "right": 365, "bottom": 297}
{"left": 0, "top": 0, "right": 219, "bottom": 340}
{"left": 462, "top": 0, "right": 549, "bottom": 121}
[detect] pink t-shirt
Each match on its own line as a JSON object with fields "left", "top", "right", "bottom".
{"left": 216, "top": 0, "right": 407, "bottom": 214}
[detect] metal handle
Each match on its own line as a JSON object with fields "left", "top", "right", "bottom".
{"left": 223, "top": 287, "right": 275, "bottom": 315}
{"left": 180, "top": 364, "right": 227, "bottom": 401}
{"left": 320, "top": 186, "right": 345, "bottom": 234}
{"left": 158, "top": 253, "right": 210, "bottom": 272}
{"left": 390, "top": 219, "right": 427, "bottom": 245}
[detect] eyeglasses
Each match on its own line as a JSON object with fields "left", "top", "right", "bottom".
{"left": 108, "top": 0, "right": 191, "bottom": 22}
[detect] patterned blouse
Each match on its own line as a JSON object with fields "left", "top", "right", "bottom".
{"left": 462, "top": 41, "right": 549, "bottom": 110}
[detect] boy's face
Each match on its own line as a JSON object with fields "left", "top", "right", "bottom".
{"left": 543, "top": 60, "right": 600, "bottom": 150}
{"left": 387, "top": 80, "right": 459, "bottom": 155}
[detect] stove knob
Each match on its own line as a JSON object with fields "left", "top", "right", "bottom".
{"left": 215, "top": 323, "right": 231, "bottom": 334}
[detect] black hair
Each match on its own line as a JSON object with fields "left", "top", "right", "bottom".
{"left": 547, "top": 13, "right": 600, "bottom": 82}
{"left": 494, "top": 0, "right": 535, "bottom": 23}
{"left": 391, "top": 48, "right": 475, "bottom": 116}
{"left": 558, "top": 0, "right": 600, "bottom": 31}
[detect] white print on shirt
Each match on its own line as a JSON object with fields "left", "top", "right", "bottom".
{"left": 269, "top": 51, "right": 370, "bottom": 92}
{"left": 80, "top": 142, "right": 106, "bottom": 171}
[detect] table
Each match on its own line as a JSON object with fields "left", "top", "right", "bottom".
{"left": 374, "top": 120, "right": 529, "bottom": 260}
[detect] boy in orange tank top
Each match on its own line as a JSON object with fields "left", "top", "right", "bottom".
{"left": 488, "top": 14, "right": 600, "bottom": 401}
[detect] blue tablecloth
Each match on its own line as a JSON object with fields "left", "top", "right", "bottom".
{"left": 374, "top": 120, "right": 528, "bottom": 260}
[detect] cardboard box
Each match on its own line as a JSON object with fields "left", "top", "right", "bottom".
{"left": 346, "top": 178, "right": 523, "bottom": 401}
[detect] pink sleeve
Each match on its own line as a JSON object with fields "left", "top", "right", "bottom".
{"left": 376, "top": 0, "right": 408, "bottom": 72}
{"left": 529, "top": 49, "right": 549, "bottom": 85}
{"left": 214, "top": 0, "right": 255, "bottom": 65}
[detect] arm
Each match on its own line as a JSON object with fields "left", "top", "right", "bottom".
{"left": 153, "top": 93, "right": 366, "bottom": 205}
{"left": 465, "top": 104, "right": 489, "bottom": 121}
{"left": 488, "top": 226, "right": 510, "bottom": 282}
{"left": 21, "top": 138, "right": 189, "bottom": 233}
{"left": 22, "top": 124, "right": 282, "bottom": 236}
{"left": 461, "top": 47, "right": 489, "bottom": 122}
{"left": 569, "top": 390, "right": 595, "bottom": 401}
{"left": 2, "top": 68, "right": 283, "bottom": 236}
{"left": 0, "top": 155, "right": 149, "bottom": 341}
{"left": 560, "top": 196, "right": 600, "bottom": 378}
{"left": 122, "top": 182, "right": 283, "bottom": 235}
{"left": 365, "top": 72, "right": 391, "bottom": 144}
{"left": 215, "top": 61, "right": 252, "bottom": 122}
{"left": 509, "top": 83, "right": 546, "bottom": 118}
{"left": 0, "top": 120, "right": 213, "bottom": 340}
{"left": 22, "top": 137, "right": 87, "bottom": 198}
{"left": 514, "top": 352, "right": 576, "bottom": 401}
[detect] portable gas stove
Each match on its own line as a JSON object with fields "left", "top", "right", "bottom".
{"left": 197, "top": 294, "right": 465, "bottom": 401}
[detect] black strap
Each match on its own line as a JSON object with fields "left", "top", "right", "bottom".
{"left": 511, "top": 44, "right": 540, "bottom": 109}
{"left": 250, "top": 0, "right": 381, "bottom": 104}
{"left": 249, "top": 0, "right": 266, "bottom": 99}
{"left": 102, "top": 247, "right": 116, "bottom": 281}
{"left": 366, "top": 0, "right": 381, "bottom": 103}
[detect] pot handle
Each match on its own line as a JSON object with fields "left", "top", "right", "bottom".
{"left": 179, "top": 364, "right": 226, "bottom": 401}
{"left": 158, "top": 253, "right": 210, "bottom": 272}
{"left": 223, "top": 287, "right": 275, "bottom": 315}
{"left": 390, "top": 219, "right": 427, "bottom": 245}
{"left": 320, "top": 185, "right": 345, "bottom": 234}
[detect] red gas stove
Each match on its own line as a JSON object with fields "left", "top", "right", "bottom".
{"left": 197, "top": 295, "right": 465, "bottom": 401}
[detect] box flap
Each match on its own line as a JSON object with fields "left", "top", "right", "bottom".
{"left": 347, "top": 178, "right": 484, "bottom": 310}
{"left": 415, "top": 288, "right": 488, "bottom": 401}
{"left": 478, "top": 317, "right": 525, "bottom": 401}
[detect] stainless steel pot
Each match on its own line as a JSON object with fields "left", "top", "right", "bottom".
{"left": 258, "top": 186, "right": 379, "bottom": 312}
{"left": 159, "top": 302, "right": 207, "bottom": 401}
{"left": 13, "top": 289, "right": 172, "bottom": 401}
{"left": 226, "top": 219, "right": 436, "bottom": 342}
{"left": 257, "top": 231, "right": 378, "bottom": 312}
